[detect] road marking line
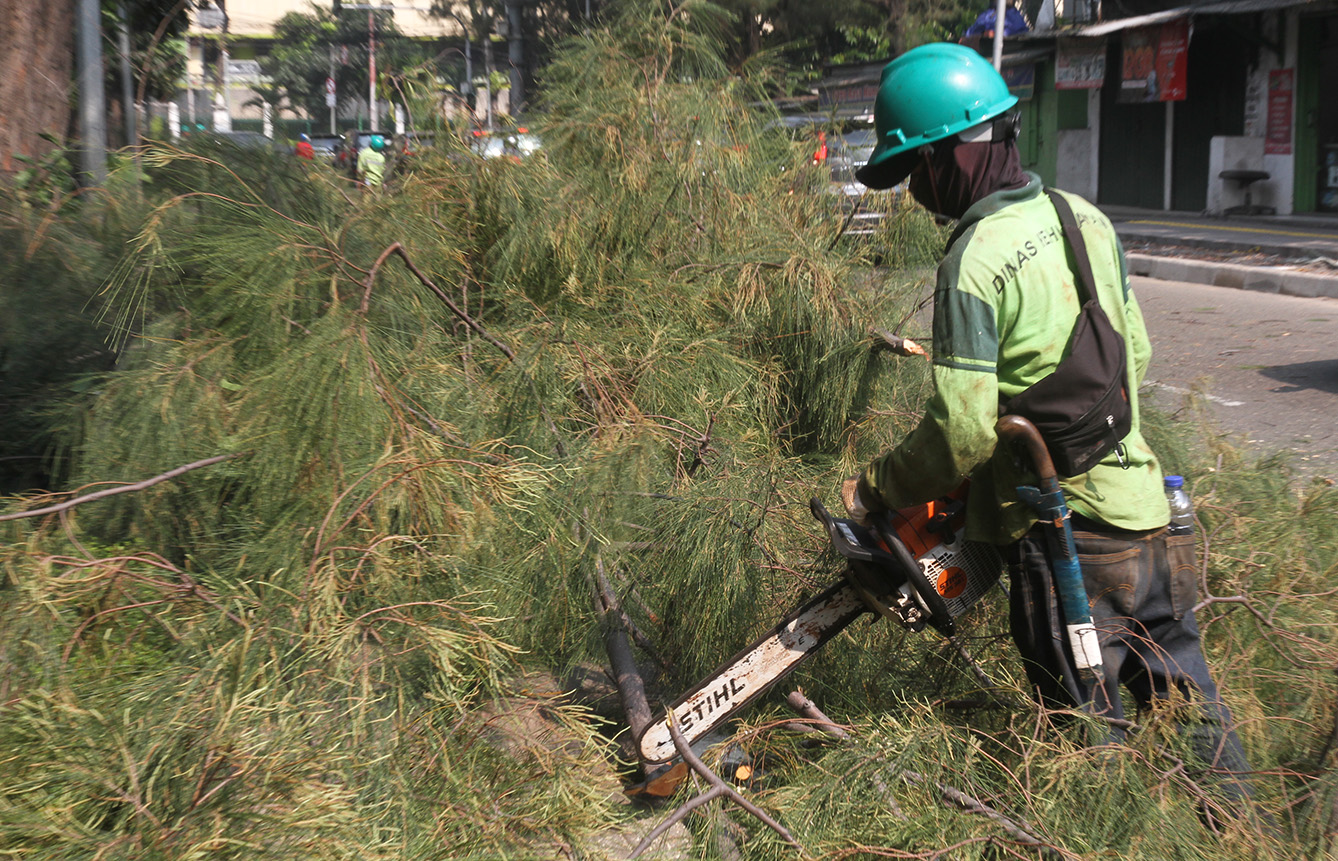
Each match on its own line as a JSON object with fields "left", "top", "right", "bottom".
{"left": 1145, "top": 380, "right": 1244, "bottom": 407}
{"left": 1128, "top": 220, "right": 1337, "bottom": 241}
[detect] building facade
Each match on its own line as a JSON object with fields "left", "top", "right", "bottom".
{"left": 183, "top": 0, "right": 475, "bottom": 134}
{"left": 1000, "top": 0, "right": 1338, "bottom": 215}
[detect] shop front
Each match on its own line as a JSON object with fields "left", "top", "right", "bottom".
{"left": 1296, "top": 13, "right": 1338, "bottom": 212}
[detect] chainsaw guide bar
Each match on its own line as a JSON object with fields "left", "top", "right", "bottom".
{"left": 636, "top": 492, "right": 1003, "bottom": 766}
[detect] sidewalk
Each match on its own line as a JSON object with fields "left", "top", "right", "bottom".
{"left": 1101, "top": 206, "right": 1338, "bottom": 299}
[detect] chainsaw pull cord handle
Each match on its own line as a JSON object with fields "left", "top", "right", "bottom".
{"left": 995, "top": 415, "right": 1105, "bottom": 683}
{"left": 869, "top": 510, "right": 956, "bottom": 635}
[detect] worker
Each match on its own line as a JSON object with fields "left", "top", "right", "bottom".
{"left": 840, "top": 42, "right": 1256, "bottom": 814}
{"left": 357, "top": 134, "right": 388, "bottom": 190}
{"left": 295, "top": 132, "right": 315, "bottom": 161}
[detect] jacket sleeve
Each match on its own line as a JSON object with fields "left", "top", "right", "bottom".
{"left": 861, "top": 253, "right": 1002, "bottom": 511}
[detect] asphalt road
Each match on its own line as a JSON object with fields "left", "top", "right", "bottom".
{"left": 1132, "top": 275, "right": 1338, "bottom": 480}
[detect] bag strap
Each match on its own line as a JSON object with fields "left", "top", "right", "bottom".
{"left": 1044, "top": 188, "right": 1098, "bottom": 305}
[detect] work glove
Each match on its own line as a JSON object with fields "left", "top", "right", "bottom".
{"left": 840, "top": 474, "right": 882, "bottom": 526}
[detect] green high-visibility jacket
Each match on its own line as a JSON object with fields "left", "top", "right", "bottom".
{"left": 862, "top": 174, "right": 1170, "bottom": 545}
{"left": 358, "top": 147, "right": 386, "bottom": 188}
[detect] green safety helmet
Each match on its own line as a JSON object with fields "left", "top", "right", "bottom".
{"left": 856, "top": 43, "right": 1018, "bottom": 190}
{"left": 370, "top": 135, "right": 387, "bottom": 152}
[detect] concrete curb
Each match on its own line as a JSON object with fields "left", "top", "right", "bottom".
{"left": 1125, "top": 253, "right": 1338, "bottom": 300}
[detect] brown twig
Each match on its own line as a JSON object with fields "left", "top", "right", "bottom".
{"left": 360, "top": 241, "right": 515, "bottom": 360}
{"left": 946, "top": 635, "right": 1015, "bottom": 708}
{"left": 785, "top": 690, "right": 850, "bottom": 741}
{"left": 827, "top": 198, "right": 867, "bottom": 252}
{"left": 781, "top": 692, "right": 1063, "bottom": 858}
{"left": 1314, "top": 668, "right": 1338, "bottom": 770}
{"left": 899, "top": 770, "right": 1061, "bottom": 858}
{"left": 683, "top": 412, "right": 716, "bottom": 479}
{"left": 629, "top": 712, "right": 803, "bottom": 859}
{"left": 0, "top": 454, "right": 238, "bottom": 523}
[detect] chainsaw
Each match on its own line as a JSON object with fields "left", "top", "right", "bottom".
{"left": 636, "top": 485, "right": 1005, "bottom": 765}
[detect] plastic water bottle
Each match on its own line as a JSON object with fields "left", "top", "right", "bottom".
{"left": 1165, "top": 475, "right": 1194, "bottom": 535}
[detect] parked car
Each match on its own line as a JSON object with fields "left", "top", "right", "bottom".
{"left": 306, "top": 134, "right": 344, "bottom": 162}
{"left": 825, "top": 127, "right": 889, "bottom": 236}
{"left": 468, "top": 128, "right": 542, "bottom": 160}
{"left": 774, "top": 114, "right": 892, "bottom": 237}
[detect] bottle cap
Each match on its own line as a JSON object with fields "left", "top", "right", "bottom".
{"left": 1164, "top": 475, "right": 1184, "bottom": 488}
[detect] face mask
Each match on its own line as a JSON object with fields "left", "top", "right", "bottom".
{"left": 908, "top": 138, "right": 1029, "bottom": 220}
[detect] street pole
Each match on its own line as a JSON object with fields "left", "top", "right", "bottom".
{"left": 442, "top": 10, "right": 473, "bottom": 122}
{"left": 992, "top": 0, "right": 1005, "bottom": 70}
{"left": 214, "top": 0, "right": 232, "bottom": 132}
{"left": 465, "top": 33, "right": 472, "bottom": 101}
{"left": 483, "top": 13, "right": 494, "bottom": 132}
{"left": 76, "top": 0, "right": 108, "bottom": 184}
{"left": 119, "top": 2, "right": 138, "bottom": 147}
{"left": 506, "top": 0, "right": 523, "bottom": 113}
{"left": 329, "top": 45, "right": 337, "bottom": 134}
{"left": 368, "top": 10, "right": 377, "bottom": 129}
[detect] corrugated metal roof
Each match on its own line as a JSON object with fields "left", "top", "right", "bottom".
{"left": 1073, "top": 0, "right": 1318, "bottom": 35}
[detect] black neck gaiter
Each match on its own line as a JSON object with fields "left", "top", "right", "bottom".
{"left": 908, "top": 138, "right": 1029, "bottom": 220}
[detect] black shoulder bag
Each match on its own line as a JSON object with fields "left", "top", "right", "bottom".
{"left": 1002, "top": 189, "right": 1131, "bottom": 477}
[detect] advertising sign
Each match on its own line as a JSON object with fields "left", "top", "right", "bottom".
{"left": 1156, "top": 19, "right": 1189, "bottom": 100}
{"left": 1119, "top": 20, "right": 1188, "bottom": 103}
{"left": 1056, "top": 38, "right": 1107, "bottom": 90}
{"left": 1265, "top": 68, "right": 1294, "bottom": 155}
{"left": 225, "top": 59, "right": 263, "bottom": 85}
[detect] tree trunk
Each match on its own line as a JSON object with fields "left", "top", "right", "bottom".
{"left": 887, "top": 0, "right": 907, "bottom": 57}
{"left": 0, "top": 0, "right": 78, "bottom": 176}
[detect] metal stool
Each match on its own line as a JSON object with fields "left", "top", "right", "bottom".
{"left": 1219, "top": 169, "right": 1275, "bottom": 216}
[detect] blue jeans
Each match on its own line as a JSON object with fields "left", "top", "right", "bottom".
{"left": 1007, "top": 517, "right": 1254, "bottom": 800}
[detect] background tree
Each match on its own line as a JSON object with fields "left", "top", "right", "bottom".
{"left": 722, "top": 0, "right": 983, "bottom": 74}
{"left": 0, "top": 0, "right": 78, "bottom": 177}
{"left": 263, "top": 7, "right": 432, "bottom": 125}
{"left": 0, "top": 0, "right": 192, "bottom": 177}
{"left": 426, "top": 0, "right": 982, "bottom": 113}
{"left": 115, "top": 0, "right": 192, "bottom": 112}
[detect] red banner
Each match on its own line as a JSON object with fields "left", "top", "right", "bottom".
{"left": 1156, "top": 19, "right": 1189, "bottom": 101}
{"left": 1266, "top": 68, "right": 1294, "bottom": 155}
{"left": 1119, "top": 20, "right": 1188, "bottom": 103}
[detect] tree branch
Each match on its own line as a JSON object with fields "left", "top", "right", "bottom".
{"left": 898, "top": 770, "right": 1061, "bottom": 858}
{"left": 785, "top": 689, "right": 851, "bottom": 740}
{"left": 870, "top": 326, "right": 928, "bottom": 358}
{"left": 630, "top": 712, "right": 803, "bottom": 859}
{"left": 595, "top": 557, "right": 653, "bottom": 743}
{"left": 0, "top": 454, "right": 238, "bottom": 523}
{"left": 781, "top": 692, "right": 1063, "bottom": 858}
{"left": 361, "top": 242, "right": 515, "bottom": 360}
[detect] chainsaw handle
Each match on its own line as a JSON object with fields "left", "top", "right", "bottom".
{"left": 995, "top": 417, "right": 1104, "bottom": 682}
{"left": 810, "top": 497, "right": 957, "bottom": 637}
{"left": 996, "top": 415, "right": 1059, "bottom": 493}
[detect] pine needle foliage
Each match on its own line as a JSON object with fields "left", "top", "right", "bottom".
{"left": 0, "top": 1, "right": 1335, "bottom": 857}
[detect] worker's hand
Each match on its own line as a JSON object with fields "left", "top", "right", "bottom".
{"left": 841, "top": 475, "right": 874, "bottom": 526}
